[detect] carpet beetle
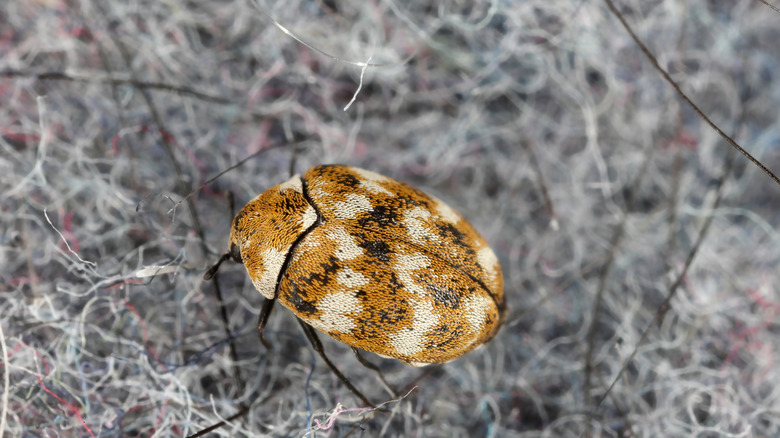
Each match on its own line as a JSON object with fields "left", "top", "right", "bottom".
{"left": 209, "top": 165, "right": 506, "bottom": 404}
{"left": 208, "top": 164, "right": 505, "bottom": 382}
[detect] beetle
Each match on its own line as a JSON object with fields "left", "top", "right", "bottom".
{"left": 205, "top": 164, "right": 506, "bottom": 406}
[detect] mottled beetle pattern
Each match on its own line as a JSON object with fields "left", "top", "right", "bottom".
{"left": 228, "top": 165, "right": 505, "bottom": 366}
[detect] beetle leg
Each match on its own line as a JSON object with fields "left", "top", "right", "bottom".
{"left": 297, "top": 319, "right": 376, "bottom": 408}
{"left": 351, "top": 347, "right": 398, "bottom": 397}
{"left": 256, "top": 298, "right": 276, "bottom": 350}
{"left": 203, "top": 252, "right": 231, "bottom": 280}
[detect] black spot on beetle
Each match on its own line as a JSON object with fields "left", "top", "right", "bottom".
{"left": 335, "top": 173, "right": 361, "bottom": 188}
{"left": 375, "top": 305, "right": 407, "bottom": 325}
{"left": 427, "top": 326, "right": 463, "bottom": 350}
{"left": 428, "top": 284, "right": 461, "bottom": 309}
{"left": 387, "top": 271, "right": 404, "bottom": 294}
{"left": 436, "top": 222, "right": 468, "bottom": 248}
{"left": 277, "top": 195, "right": 306, "bottom": 212}
{"left": 397, "top": 196, "right": 429, "bottom": 209}
{"left": 285, "top": 283, "right": 317, "bottom": 315}
{"left": 431, "top": 324, "right": 451, "bottom": 334}
{"left": 358, "top": 240, "right": 391, "bottom": 262}
{"left": 299, "top": 256, "right": 340, "bottom": 286}
{"left": 358, "top": 205, "right": 397, "bottom": 228}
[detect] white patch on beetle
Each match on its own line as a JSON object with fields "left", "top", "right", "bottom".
{"left": 300, "top": 238, "right": 321, "bottom": 249}
{"left": 477, "top": 244, "right": 499, "bottom": 275}
{"left": 352, "top": 167, "right": 390, "bottom": 183}
{"left": 277, "top": 175, "right": 303, "bottom": 193}
{"left": 336, "top": 266, "right": 369, "bottom": 288}
{"left": 334, "top": 193, "right": 373, "bottom": 219}
{"left": 301, "top": 205, "right": 317, "bottom": 230}
{"left": 310, "top": 187, "right": 330, "bottom": 199}
{"left": 433, "top": 196, "right": 460, "bottom": 224}
{"left": 360, "top": 179, "right": 394, "bottom": 197}
{"left": 311, "top": 291, "right": 362, "bottom": 334}
{"left": 395, "top": 253, "right": 430, "bottom": 296}
{"left": 402, "top": 207, "right": 439, "bottom": 243}
{"left": 327, "top": 227, "right": 363, "bottom": 261}
{"left": 252, "top": 247, "right": 288, "bottom": 299}
{"left": 391, "top": 253, "right": 440, "bottom": 357}
{"left": 352, "top": 168, "right": 394, "bottom": 196}
{"left": 463, "top": 294, "right": 491, "bottom": 333}
{"left": 390, "top": 298, "right": 439, "bottom": 357}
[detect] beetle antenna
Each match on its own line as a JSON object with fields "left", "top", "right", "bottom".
{"left": 203, "top": 252, "right": 231, "bottom": 280}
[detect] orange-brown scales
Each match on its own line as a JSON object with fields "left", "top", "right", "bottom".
{"left": 228, "top": 165, "right": 506, "bottom": 366}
